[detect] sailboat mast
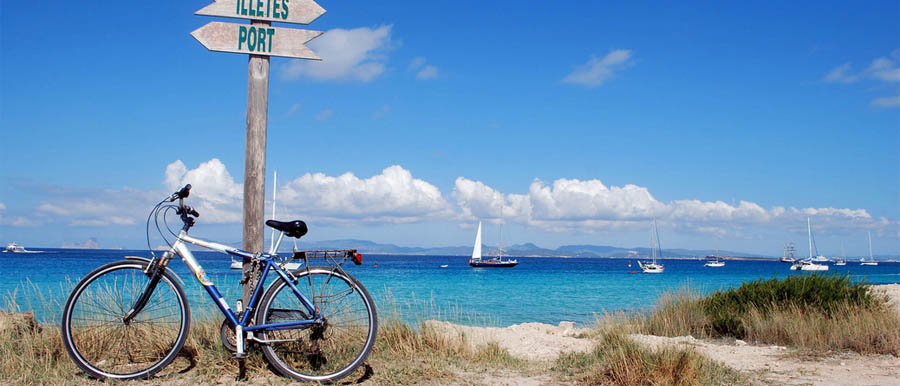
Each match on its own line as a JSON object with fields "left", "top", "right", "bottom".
{"left": 715, "top": 237, "right": 719, "bottom": 262}
{"left": 269, "top": 170, "right": 277, "bottom": 253}
{"left": 868, "top": 231, "right": 873, "bottom": 260}
{"left": 655, "top": 219, "right": 662, "bottom": 263}
{"left": 807, "top": 217, "right": 813, "bottom": 259}
{"left": 498, "top": 210, "right": 503, "bottom": 259}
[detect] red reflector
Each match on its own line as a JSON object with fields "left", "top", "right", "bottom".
{"left": 353, "top": 253, "right": 363, "bottom": 265}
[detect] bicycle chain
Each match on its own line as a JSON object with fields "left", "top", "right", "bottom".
{"left": 238, "top": 255, "right": 263, "bottom": 289}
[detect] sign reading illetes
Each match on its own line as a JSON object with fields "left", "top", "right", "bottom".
{"left": 191, "top": 0, "right": 325, "bottom": 59}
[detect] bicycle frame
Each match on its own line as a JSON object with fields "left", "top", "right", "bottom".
{"left": 161, "top": 229, "right": 322, "bottom": 336}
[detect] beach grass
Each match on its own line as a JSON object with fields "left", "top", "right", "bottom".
{"left": 553, "top": 327, "right": 747, "bottom": 385}
{"left": 0, "top": 288, "right": 529, "bottom": 385}
{"left": 637, "top": 274, "right": 900, "bottom": 356}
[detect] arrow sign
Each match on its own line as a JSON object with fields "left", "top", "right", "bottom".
{"left": 196, "top": 0, "right": 325, "bottom": 25}
{"left": 191, "top": 21, "right": 322, "bottom": 59}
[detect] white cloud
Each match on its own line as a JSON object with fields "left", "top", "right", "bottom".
{"left": 416, "top": 65, "right": 439, "bottom": 80}
{"left": 8, "top": 160, "right": 895, "bottom": 241}
{"left": 408, "top": 57, "right": 439, "bottom": 80}
{"left": 164, "top": 159, "right": 243, "bottom": 223}
{"left": 562, "top": 49, "right": 633, "bottom": 87}
{"left": 871, "top": 95, "right": 900, "bottom": 108}
{"left": 32, "top": 186, "right": 156, "bottom": 227}
{"left": 71, "top": 217, "right": 137, "bottom": 226}
{"left": 823, "top": 63, "right": 859, "bottom": 83}
{"left": 528, "top": 178, "right": 665, "bottom": 221}
{"left": 453, "top": 176, "right": 890, "bottom": 236}
{"left": 315, "top": 108, "right": 333, "bottom": 121}
{"left": 278, "top": 165, "right": 452, "bottom": 224}
{"left": 280, "top": 25, "right": 394, "bottom": 82}
{"left": 866, "top": 56, "right": 900, "bottom": 82}
{"left": 825, "top": 52, "right": 900, "bottom": 106}
{"left": 408, "top": 57, "right": 426, "bottom": 71}
{"left": 453, "top": 177, "right": 530, "bottom": 222}
{"left": 0, "top": 203, "right": 5, "bottom": 211}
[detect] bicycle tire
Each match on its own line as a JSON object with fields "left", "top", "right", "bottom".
{"left": 255, "top": 266, "right": 377, "bottom": 383}
{"left": 61, "top": 260, "right": 191, "bottom": 380}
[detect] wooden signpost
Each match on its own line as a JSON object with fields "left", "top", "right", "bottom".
{"left": 191, "top": 1, "right": 325, "bottom": 306}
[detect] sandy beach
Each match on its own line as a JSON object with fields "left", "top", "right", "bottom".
{"left": 426, "top": 283, "right": 900, "bottom": 386}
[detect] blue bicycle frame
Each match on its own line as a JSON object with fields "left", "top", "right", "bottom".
{"left": 159, "top": 230, "right": 321, "bottom": 351}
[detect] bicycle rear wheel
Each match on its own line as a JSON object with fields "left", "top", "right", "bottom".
{"left": 61, "top": 260, "right": 190, "bottom": 380}
{"left": 256, "top": 266, "right": 377, "bottom": 383}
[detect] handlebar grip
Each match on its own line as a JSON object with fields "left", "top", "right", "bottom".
{"left": 188, "top": 206, "right": 200, "bottom": 217}
{"left": 177, "top": 184, "right": 192, "bottom": 199}
{"left": 169, "top": 184, "right": 192, "bottom": 202}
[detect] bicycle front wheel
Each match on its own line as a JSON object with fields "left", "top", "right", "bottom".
{"left": 61, "top": 260, "right": 191, "bottom": 380}
{"left": 256, "top": 266, "right": 377, "bottom": 383}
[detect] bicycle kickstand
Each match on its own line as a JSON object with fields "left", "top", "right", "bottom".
{"left": 234, "top": 325, "right": 247, "bottom": 380}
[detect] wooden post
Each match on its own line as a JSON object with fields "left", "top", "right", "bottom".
{"left": 241, "top": 20, "right": 271, "bottom": 304}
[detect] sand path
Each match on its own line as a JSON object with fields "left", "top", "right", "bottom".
{"left": 427, "top": 284, "right": 900, "bottom": 385}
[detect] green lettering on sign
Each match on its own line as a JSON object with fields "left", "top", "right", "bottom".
{"left": 247, "top": 26, "right": 256, "bottom": 51}
{"left": 238, "top": 26, "right": 248, "bottom": 49}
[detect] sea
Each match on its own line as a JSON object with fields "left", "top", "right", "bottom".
{"left": 3, "top": 248, "right": 899, "bottom": 327}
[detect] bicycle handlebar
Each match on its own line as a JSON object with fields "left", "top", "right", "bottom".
{"left": 167, "top": 184, "right": 201, "bottom": 224}
{"left": 169, "top": 184, "right": 192, "bottom": 202}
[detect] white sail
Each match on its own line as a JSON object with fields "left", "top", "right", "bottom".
{"left": 807, "top": 217, "right": 813, "bottom": 260}
{"left": 861, "top": 231, "right": 878, "bottom": 265}
{"left": 471, "top": 221, "right": 483, "bottom": 261}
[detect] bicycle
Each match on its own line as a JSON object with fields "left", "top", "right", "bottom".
{"left": 60, "top": 184, "right": 378, "bottom": 382}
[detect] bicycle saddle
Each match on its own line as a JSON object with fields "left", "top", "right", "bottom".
{"left": 265, "top": 220, "right": 308, "bottom": 238}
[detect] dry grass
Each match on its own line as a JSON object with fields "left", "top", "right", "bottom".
{"left": 744, "top": 302, "right": 900, "bottom": 356}
{"left": 553, "top": 327, "right": 747, "bottom": 385}
{"left": 639, "top": 288, "right": 710, "bottom": 339}
{"left": 0, "top": 286, "right": 529, "bottom": 385}
{"left": 636, "top": 279, "right": 900, "bottom": 357}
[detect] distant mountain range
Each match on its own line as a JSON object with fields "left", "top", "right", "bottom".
{"left": 289, "top": 239, "right": 769, "bottom": 258}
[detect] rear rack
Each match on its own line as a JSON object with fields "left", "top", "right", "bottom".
{"left": 289, "top": 249, "right": 362, "bottom": 266}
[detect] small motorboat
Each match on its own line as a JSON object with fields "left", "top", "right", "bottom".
{"left": 3, "top": 242, "right": 40, "bottom": 253}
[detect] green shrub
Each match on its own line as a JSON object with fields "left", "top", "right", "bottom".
{"left": 702, "top": 274, "right": 877, "bottom": 337}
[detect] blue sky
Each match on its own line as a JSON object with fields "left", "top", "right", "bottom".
{"left": 1, "top": 1, "right": 898, "bottom": 256}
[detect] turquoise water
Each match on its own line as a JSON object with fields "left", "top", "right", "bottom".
{"left": 3, "top": 248, "right": 898, "bottom": 327}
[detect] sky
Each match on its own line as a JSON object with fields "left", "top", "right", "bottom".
{"left": 1, "top": 1, "right": 898, "bottom": 256}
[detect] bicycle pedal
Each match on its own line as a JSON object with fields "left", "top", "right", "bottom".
{"left": 232, "top": 352, "right": 247, "bottom": 360}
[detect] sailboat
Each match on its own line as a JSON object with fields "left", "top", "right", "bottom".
{"left": 638, "top": 220, "right": 664, "bottom": 273}
{"left": 834, "top": 242, "right": 847, "bottom": 266}
{"left": 779, "top": 242, "right": 797, "bottom": 263}
{"left": 790, "top": 218, "right": 828, "bottom": 271}
{"left": 860, "top": 232, "right": 878, "bottom": 266}
{"left": 468, "top": 221, "right": 518, "bottom": 268}
{"left": 704, "top": 238, "right": 725, "bottom": 267}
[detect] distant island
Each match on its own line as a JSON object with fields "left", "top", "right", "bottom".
{"left": 40, "top": 238, "right": 895, "bottom": 261}
{"left": 280, "top": 239, "right": 898, "bottom": 261}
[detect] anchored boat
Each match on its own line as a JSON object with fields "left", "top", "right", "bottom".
{"left": 468, "top": 221, "right": 518, "bottom": 268}
{"left": 790, "top": 218, "right": 828, "bottom": 271}
{"left": 638, "top": 220, "right": 664, "bottom": 273}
